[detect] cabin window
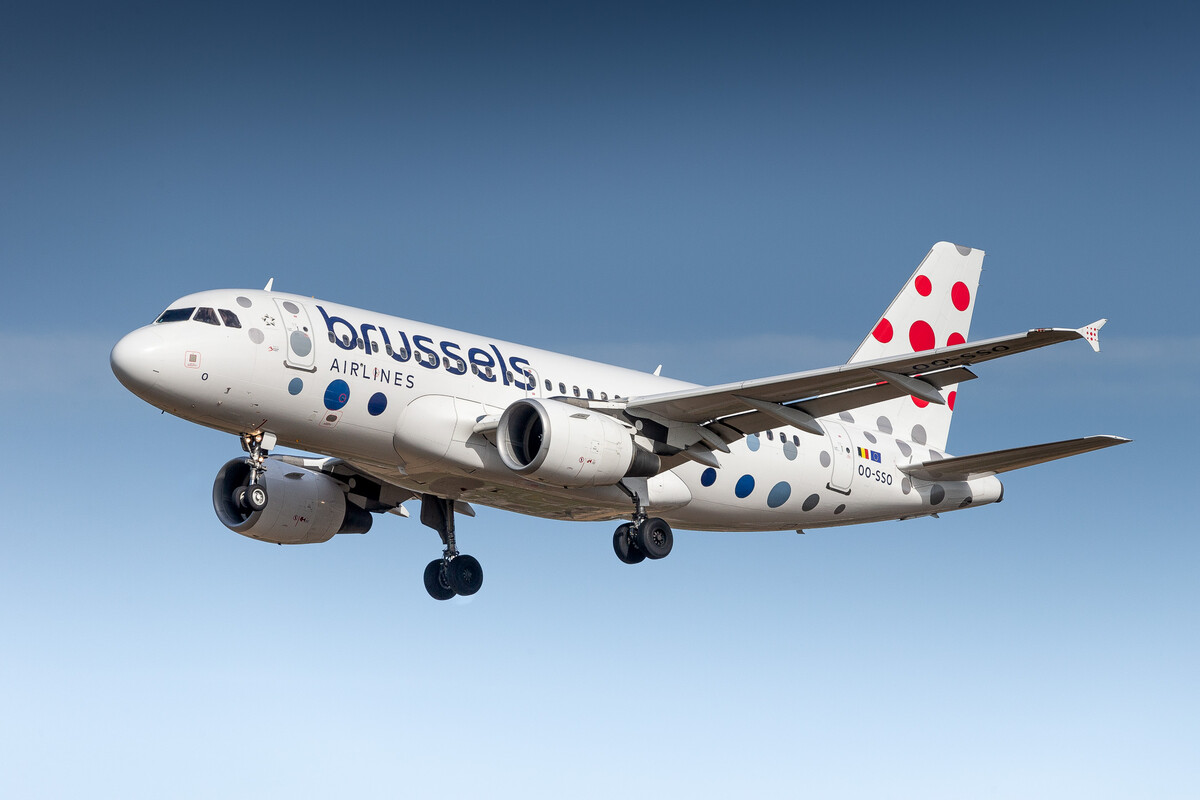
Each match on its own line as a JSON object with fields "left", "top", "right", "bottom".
{"left": 587, "top": 389, "right": 595, "bottom": 400}
{"left": 506, "top": 370, "right": 514, "bottom": 383}
{"left": 329, "top": 332, "right": 337, "bottom": 343}
{"left": 545, "top": 379, "right": 552, "bottom": 391}
{"left": 218, "top": 309, "right": 242, "bottom": 328}
{"left": 600, "top": 391, "right": 608, "bottom": 401}
{"left": 193, "top": 307, "right": 220, "bottom": 326}
{"left": 573, "top": 386, "right": 580, "bottom": 397}
{"left": 793, "top": 435, "right": 800, "bottom": 446}
{"left": 342, "top": 334, "right": 351, "bottom": 347}
{"left": 155, "top": 307, "right": 195, "bottom": 324}
{"left": 559, "top": 382, "right": 566, "bottom": 395}
{"left": 766, "top": 430, "right": 774, "bottom": 441}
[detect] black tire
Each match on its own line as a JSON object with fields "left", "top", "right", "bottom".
{"left": 424, "top": 559, "right": 456, "bottom": 601}
{"left": 613, "top": 523, "right": 645, "bottom": 564}
{"left": 246, "top": 484, "right": 268, "bottom": 511}
{"left": 446, "top": 554, "right": 483, "bottom": 596}
{"left": 636, "top": 517, "right": 673, "bottom": 559}
{"left": 232, "top": 485, "right": 250, "bottom": 510}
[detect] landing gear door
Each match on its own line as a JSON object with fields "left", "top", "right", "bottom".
{"left": 824, "top": 421, "right": 854, "bottom": 494}
{"left": 274, "top": 299, "right": 317, "bottom": 372}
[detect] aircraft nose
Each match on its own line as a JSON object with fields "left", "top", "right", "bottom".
{"left": 111, "top": 327, "right": 166, "bottom": 395}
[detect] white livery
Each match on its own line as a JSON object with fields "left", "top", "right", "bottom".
{"left": 111, "top": 242, "right": 1129, "bottom": 599}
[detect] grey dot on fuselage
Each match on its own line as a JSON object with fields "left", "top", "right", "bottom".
{"left": 248, "top": 328, "right": 264, "bottom": 344}
{"left": 930, "top": 484, "right": 945, "bottom": 505}
{"left": 911, "top": 425, "right": 927, "bottom": 445}
{"left": 877, "top": 417, "right": 892, "bottom": 434}
{"left": 819, "top": 451, "right": 831, "bottom": 468}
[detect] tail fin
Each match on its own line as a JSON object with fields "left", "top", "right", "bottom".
{"left": 844, "top": 242, "right": 985, "bottom": 451}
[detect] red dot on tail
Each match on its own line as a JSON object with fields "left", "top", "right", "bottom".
{"left": 909, "top": 320, "right": 935, "bottom": 351}
{"left": 947, "top": 332, "right": 965, "bottom": 347}
{"left": 951, "top": 281, "right": 971, "bottom": 311}
{"left": 915, "top": 275, "right": 931, "bottom": 296}
{"left": 872, "top": 318, "right": 893, "bottom": 343}
{"left": 948, "top": 391, "right": 957, "bottom": 410}
{"left": 912, "top": 396, "right": 929, "bottom": 408}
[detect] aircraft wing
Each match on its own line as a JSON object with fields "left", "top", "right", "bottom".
{"left": 897, "top": 435, "right": 1131, "bottom": 482}
{"left": 625, "top": 322, "right": 1104, "bottom": 430}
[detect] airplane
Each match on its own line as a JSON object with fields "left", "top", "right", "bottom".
{"left": 111, "top": 242, "right": 1129, "bottom": 600}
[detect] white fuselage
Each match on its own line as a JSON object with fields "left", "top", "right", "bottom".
{"left": 111, "top": 288, "right": 1003, "bottom": 532}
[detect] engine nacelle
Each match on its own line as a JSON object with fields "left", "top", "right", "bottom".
{"left": 496, "top": 398, "right": 659, "bottom": 488}
{"left": 212, "top": 458, "right": 372, "bottom": 544}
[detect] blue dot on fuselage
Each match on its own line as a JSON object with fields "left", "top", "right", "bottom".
{"left": 324, "top": 379, "right": 350, "bottom": 410}
{"left": 735, "top": 474, "right": 755, "bottom": 498}
{"left": 767, "top": 482, "right": 792, "bottom": 508}
{"left": 700, "top": 467, "right": 717, "bottom": 487}
{"left": 367, "top": 392, "right": 388, "bottom": 416}
{"left": 288, "top": 377, "right": 303, "bottom": 395}
{"left": 747, "top": 434, "right": 760, "bottom": 452}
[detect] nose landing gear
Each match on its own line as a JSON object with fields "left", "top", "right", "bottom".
{"left": 233, "top": 431, "right": 275, "bottom": 512}
{"left": 420, "top": 494, "right": 484, "bottom": 601}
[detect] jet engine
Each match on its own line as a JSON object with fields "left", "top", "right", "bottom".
{"left": 496, "top": 398, "right": 660, "bottom": 487}
{"left": 212, "top": 457, "right": 372, "bottom": 544}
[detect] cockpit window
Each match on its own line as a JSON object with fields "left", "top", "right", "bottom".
{"left": 155, "top": 307, "right": 195, "bottom": 323}
{"left": 218, "top": 309, "right": 242, "bottom": 328}
{"left": 193, "top": 307, "right": 221, "bottom": 326}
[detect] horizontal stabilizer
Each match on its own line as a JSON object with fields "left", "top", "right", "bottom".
{"left": 899, "top": 435, "right": 1131, "bottom": 482}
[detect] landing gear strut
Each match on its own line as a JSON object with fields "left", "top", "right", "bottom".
{"left": 612, "top": 484, "right": 673, "bottom": 564}
{"left": 420, "top": 494, "right": 483, "bottom": 600}
{"left": 233, "top": 431, "right": 275, "bottom": 512}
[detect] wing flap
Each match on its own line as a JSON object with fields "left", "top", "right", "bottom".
{"left": 627, "top": 326, "right": 1090, "bottom": 425}
{"left": 898, "top": 435, "right": 1131, "bottom": 482}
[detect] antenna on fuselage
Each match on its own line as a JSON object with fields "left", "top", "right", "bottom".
{"left": 263, "top": 278, "right": 274, "bottom": 291}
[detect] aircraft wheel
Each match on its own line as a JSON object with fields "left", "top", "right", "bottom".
{"left": 613, "top": 523, "right": 645, "bottom": 564}
{"left": 636, "top": 517, "right": 673, "bottom": 560}
{"left": 246, "top": 484, "right": 268, "bottom": 511}
{"left": 232, "top": 486, "right": 250, "bottom": 510}
{"left": 424, "top": 560, "right": 456, "bottom": 601}
{"left": 446, "top": 554, "right": 483, "bottom": 596}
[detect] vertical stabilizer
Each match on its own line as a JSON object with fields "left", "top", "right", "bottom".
{"left": 844, "top": 242, "right": 984, "bottom": 451}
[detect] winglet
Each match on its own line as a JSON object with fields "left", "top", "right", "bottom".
{"left": 1077, "top": 319, "right": 1106, "bottom": 352}
{"left": 264, "top": 278, "right": 275, "bottom": 292}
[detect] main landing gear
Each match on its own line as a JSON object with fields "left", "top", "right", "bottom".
{"left": 233, "top": 431, "right": 275, "bottom": 512}
{"left": 420, "top": 494, "right": 483, "bottom": 601}
{"left": 612, "top": 485, "right": 673, "bottom": 565}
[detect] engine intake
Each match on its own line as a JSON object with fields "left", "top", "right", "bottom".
{"left": 212, "top": 458, "right": 372, "bottom": 544}
{"left": 496, "top": 398, "right": 659, "bottom": 487}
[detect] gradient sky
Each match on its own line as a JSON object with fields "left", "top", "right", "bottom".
{"left": 2, "top": 2, "right": 1197, "bottom": 798}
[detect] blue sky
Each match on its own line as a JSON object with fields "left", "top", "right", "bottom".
{"left": 2, "top": 2, "right": 1197, "bottom": 797}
